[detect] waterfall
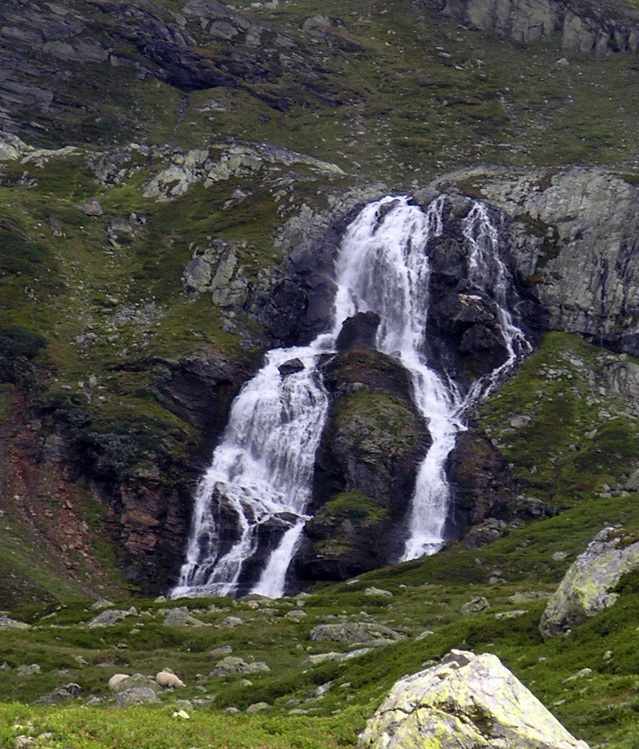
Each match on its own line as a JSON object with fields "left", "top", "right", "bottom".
{"left": 171, "top": 195, "right": 530, "bottom": 599}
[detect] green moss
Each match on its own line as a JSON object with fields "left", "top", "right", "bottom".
{"left": 322, "top": 491, "right": 389, "bottom": 523}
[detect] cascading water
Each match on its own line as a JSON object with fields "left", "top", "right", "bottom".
{"left": 172, "top": 195, "right": 530, "bottom": 599}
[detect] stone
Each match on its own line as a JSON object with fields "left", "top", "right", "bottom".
{"left": 309, "top": 622, "right": 405, "bottom": 646}
{"left": 246, "top": 701, "right": 270, "bottom": 714}
{"left": 0, "top": 615, "right": 30, "bottom": 629}
{"left": 163, "top": 607, "right": 209, "bottom": 627}
{"left": 303, "top": 647, "right": 373, "bottom": 665}
{"left": 209, "top": 656, "right": 270, "bottom": 677}
{"left": 540, "top": 526, "right": 639, "bottom": 637}
{"left": 284, "top": 609, "right": 307, "bottom": 621}
{"left": 210, "top": 645, "right": 233, "bottom": 656}
{"left": 115, "top": 687, "right": 161, "bottom": 707}
{"left": 183, "top": 256, "right": 213, "bottom": 293}
{"left": 278, "top": 358, "right": 305, "bottom": 377}
{"left": 495, "top": 609, "right": 528, "bottom": 619}
{"left": 365, "top": 587, "right": 393, "bottom": 598}
{"left": 88, "top": 609, "right": 129, "bottom": 628}
{"left": 460, "top": 595, "right": 490, "bottom": 615}
{"left": 35, "top": 683, "right": 81, "bottom": 705}
{"left": 17, "top": 664, "right": 41, "bottom": 676}
{"left": 217, "top": 615, "right": 244, "bottom": 629}
{"left": 358, "top": 649, "right": 590, "bottom": 748}
{"left": 335, "top": 311, "right": 381, "bottom": 351}
{"left": 625, "top": 468, "right": 639, "bottom": 491}
{"left": 80, "top": 199, "right": 104, "bottom": 217}
{"left": 90, "top": 598, "right": 114, "bottom": 611}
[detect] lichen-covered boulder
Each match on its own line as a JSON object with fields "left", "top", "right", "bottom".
{"left": 539, "top": 526, "right": 639, "bottom": 637}
{"left": 358, "top": 649, "right": 589, "bottom": 749}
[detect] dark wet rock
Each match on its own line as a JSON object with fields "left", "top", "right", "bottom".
{"left": 294, "top": 348, "right": 430, "bottom": 582}
{"left": 278, "top": 358, "right": 305, "bottom": 377}
{"left": 35, "top": 683, "right": 81, "bottom": 705}
{"left": 335, "top": 312, "right": 381, "bottom": 352}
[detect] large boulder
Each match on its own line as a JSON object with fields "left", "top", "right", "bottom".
{"left": 358, "top": 649, "right": 590, "bottom": 749}
{"left": 540, "top": 526, "right": 639, "bottom": 637}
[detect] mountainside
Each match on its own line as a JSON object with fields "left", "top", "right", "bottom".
{"left": 2, "top": 0, "right": 639, "bottom": 744}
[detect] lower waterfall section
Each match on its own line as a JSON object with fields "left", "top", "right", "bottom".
{"left": 172, "top": 194, "right": 530, "bottom": 599}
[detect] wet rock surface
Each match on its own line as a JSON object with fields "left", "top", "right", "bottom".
{"left": 294, "top": 348, "right": 430, "bottom": 582}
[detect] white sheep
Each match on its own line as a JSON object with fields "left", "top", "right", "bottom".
{"left": 156, "top": 670, "right": 185, "bottom": 689}
{"left": 108, "top": 673, "right": 131, "bottom": 691}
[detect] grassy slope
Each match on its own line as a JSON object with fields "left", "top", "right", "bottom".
{"left": 1, "top": 483, "right": 639, "bottom": 747}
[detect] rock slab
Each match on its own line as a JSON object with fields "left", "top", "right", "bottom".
{"left": 358, "top": 649, "right": 590, "bottom": 749}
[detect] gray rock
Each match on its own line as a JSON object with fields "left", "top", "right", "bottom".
{"left": 90, "top": 598, "right": 114, "bottom": 611}
{"left": 88, "top": 609, "right": 128, "bottom": 628}
{"left": 80, "top": 199, "right": 104, "bottom": 217}
{"left": 209, "top": 656, "right": 270, "bottom": 677}
{"left": 439, "top": 0, "right": 638, "bottom": 55}
{"left": 17, "top": 664, "right": 41, "bottom": 676}
{"left": 365, "top": 587, "right": 393, "bottom": 598}
{"left": 111, "top": 674, "right": 159, "bottom": 695}
{"left": 304, "top": 648, "right": 374, "bottom": 665}
{"left": 0, "top": 615, "right": 30, "bottom": 630}
{"left": 540, "top": 526, "right": 639, "bottom": 637}
{"left": 246, "top": 701, "right": 270, "bottom": 714}
{"left": 309, "top": 622, "right": 405, "bottom": 646}
{"left": 217, "top": 616, "right": 244, "bottom": 629}
{"left": 284, "top": 609, "right": 307, "bottom": 621}
{"left": 210, "top": 645, "right": 233, "bottom": 656}
{"left": 460, "top": 596, "right": 490, "bottom": 615}
{"left": 441, "top": 167, "right": 639, "bottom": 357}
{"left": 34, "top": 683, "right": 81, "bottom": 705}
{"left": 625, "top": 468, "right": 639, "bottom": 491}
{"left": 358, "top": 649, "right": 590, "bottom": 749}
{"left": 115, "top": 687, "right": 161, "bottom": 707}
{"left": 183, "top": 256, "right": 213, "bottom": 293}
{"left": 163, "top": 607, "right": 209, "bottom": 627}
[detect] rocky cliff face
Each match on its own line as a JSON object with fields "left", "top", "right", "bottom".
{"left": 439, "top": 0, "right": 639, "bottom": 54}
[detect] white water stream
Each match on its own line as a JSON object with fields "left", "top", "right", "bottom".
{"left": 172, "top": 195, "right": 529, "bottom": 599}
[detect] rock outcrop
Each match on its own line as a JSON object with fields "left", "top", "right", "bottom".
{"left": 294, "top": 347, "right": 431, "bottom": 582}
{"left": 439, "top": 0, "right": 639, "bottom": 55}
{"left": 540, "top": 526, "right": 639, "bottom": 637}
{"left": 438, "top": 168, "right": 639, "bottom": 358}
{"left": 358, "top": 649, "right": 590, "bottom": 749}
